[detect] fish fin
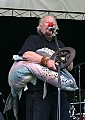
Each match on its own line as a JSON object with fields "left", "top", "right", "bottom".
{"left": 43, "top": 80, "right": 47, "bottom": 99}
{"left": 3, "top": 93, "right": 13, "bottom": 114}
{"left": 18, "top": 90, "right": 22, "bottom": 100}
{"left": 12, "top": 96, "right": 18, "bottom": 120}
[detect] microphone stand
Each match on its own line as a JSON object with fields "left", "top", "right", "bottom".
{"left": 78, "top": 66, "right": 82, "bottom": 119}
{"left": 53, "top": 32, "right": 62, "bottom": 120}
{"left": 74, "top": 63, "right": 84, "bottom": 119}
{"left": 74, "top": 65, "right": 82, "bottom": 119}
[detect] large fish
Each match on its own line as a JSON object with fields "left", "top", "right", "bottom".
{"left": 3, "top": 47, "right": 78, "bottom": 120}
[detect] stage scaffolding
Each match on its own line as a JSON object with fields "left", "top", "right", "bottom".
{"left": 0, "top": 7, "right": 85, "bottom": 20}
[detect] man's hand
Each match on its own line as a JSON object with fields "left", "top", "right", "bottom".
{"left": 46, "top": 59, "right": 58, "bottom": 71}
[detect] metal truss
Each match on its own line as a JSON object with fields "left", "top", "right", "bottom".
{"left": 0, "top": 7, "right": 85, "bottom": 20}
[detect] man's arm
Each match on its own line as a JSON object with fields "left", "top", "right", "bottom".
{"left": 22, "top": 51, "right": 57, "bottom": 71}
{"left": 22, "top": 51, "right": 42, "bottom": 63}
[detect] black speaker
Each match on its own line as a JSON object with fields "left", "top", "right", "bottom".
{"left": 0, "top": 112, "right": 5, "bottom": 120}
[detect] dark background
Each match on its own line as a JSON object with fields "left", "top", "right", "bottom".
{"left": 0, "top": 16, "right": 85, "bottom": 119}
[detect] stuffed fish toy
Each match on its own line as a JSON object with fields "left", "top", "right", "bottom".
{"left": 3, "top": 47, "right": 78, "bottom": 120}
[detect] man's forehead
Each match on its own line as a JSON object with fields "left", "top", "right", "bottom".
{"left": 43, "top": 18, "right": 56, "bottom": 23}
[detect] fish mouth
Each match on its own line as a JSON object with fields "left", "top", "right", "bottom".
{"left": 61, "top": 86, "right": 79, "bottom": 91}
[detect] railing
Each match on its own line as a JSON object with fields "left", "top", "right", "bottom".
{"left": 0, "top": 7, "right": 85, "bottom": 20}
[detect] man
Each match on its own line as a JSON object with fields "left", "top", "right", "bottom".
{"left": 18, "top": 15, "right": 72, "bottom": 120}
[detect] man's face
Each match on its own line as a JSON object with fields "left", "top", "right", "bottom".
{"left": 40, "top": 16, "right": 57, "bottom": 40}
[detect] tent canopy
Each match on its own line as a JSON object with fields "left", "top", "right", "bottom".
{"left": 0, "top": 0, "right": 85, "bottom": 20}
